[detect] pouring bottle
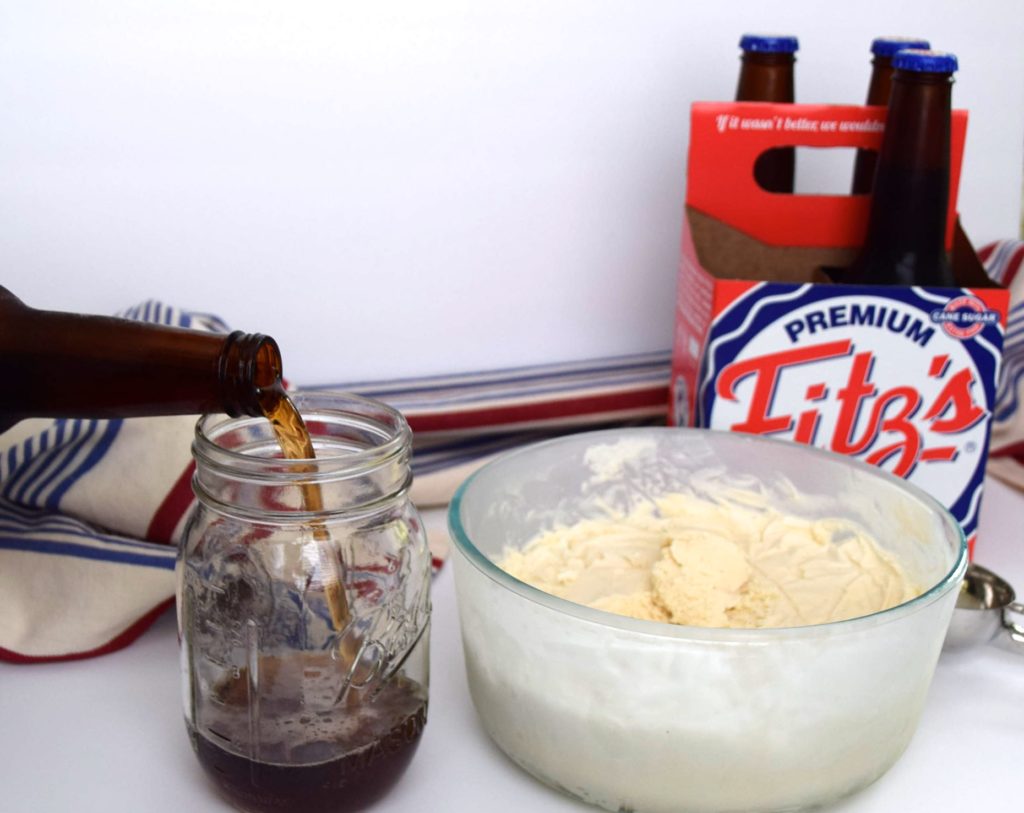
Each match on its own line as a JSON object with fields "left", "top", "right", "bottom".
{"left": 0, "top": 285, "right": 283, "bottom": 432}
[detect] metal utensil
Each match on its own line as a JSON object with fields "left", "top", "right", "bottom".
{"left": 944, "top": 562, "right": 1024, "bottom": 652}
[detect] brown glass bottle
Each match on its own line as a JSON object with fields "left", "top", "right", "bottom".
{"left": 736, "top": 34, "right": 798, "bottom": 194}
{"left": 851, "top": 36, "right": 930, "bottom": 194}
{"left": 842, "top": 50, "right": 958, "bottom": 288}
{"left": 0, "top": 286, "right": 283, "bottom": 431}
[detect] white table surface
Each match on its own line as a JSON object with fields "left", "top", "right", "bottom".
{"left": 2, "top": 476, "right": 1023, "bottom": 813}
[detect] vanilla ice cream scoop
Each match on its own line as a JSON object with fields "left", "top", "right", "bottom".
{"left": 500, "top": 491, "right": 920, "bottom": 629}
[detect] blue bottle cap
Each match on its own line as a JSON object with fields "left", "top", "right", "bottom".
{"left": 871, "top": 36, "right": 931, "bottom": 57}
{"left": 739, "top": 34, "right": 799, "bottom": 54}
{"left": 893, "top": 49, "right": 958, "bottom": 74}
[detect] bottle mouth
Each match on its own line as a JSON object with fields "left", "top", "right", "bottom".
{"left": 217, "top": 331, "right": 284, "bottom": 418}
{"left": 191, "top": 391, "right": 412, "bottom": 517}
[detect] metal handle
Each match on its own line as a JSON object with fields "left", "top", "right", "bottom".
{"left": 1002, "top": 602, "right": 1024, "bottom": 651}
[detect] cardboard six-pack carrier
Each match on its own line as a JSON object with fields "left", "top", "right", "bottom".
{"left": 670, "top": 101, "right": 1009, "bottom": 554}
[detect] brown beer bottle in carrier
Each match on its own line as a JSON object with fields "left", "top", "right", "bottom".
{"left": 851, "top": 36, "right": 931, "bottom": 194}
{"left": 842, "top": 50, "right": 958, "bottom": 288}
{"left": 736, "top": 33, "right": 798, "bottom": 193}
{"left": 0, "top": 285, "right": 284, "bottom": 431}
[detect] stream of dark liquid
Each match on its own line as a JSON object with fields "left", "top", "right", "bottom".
{"left": 258, "top": 385, "right": 349, "bottom": 628}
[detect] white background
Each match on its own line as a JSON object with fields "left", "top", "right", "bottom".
{"left": 1, "top": 1, "right": 1022, "bottom": 385}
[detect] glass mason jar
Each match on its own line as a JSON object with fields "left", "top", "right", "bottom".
{"left": 177, "top": 392, "right": 431, "bottom": 813}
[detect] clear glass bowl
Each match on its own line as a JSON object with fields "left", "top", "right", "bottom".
{"left": 448, "top": 427, "right": 965, "bottom": 813}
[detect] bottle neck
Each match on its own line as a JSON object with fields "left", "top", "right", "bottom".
{"left": 736, "top": 52, "right": 795, "bottom": 102}
{"left": 865, "top": 55, "right": 895, "bottom": 105}
{"left": 0, "top": 289, "right": 282, "bottom": 422}
{"left": 851, "top": 55, "right": 896, "bottom": 195}
{"left": 849, "top": 70, "right": 953, "bottom": 286}
{"left": 737, "top": 52, "right": 796, "bottom": 194}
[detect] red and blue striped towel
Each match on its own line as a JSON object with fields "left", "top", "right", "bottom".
{"left": 0, "top": 301, "right": 233, "bottom": 661}
{"left": 979, "top": 239, "right": 1024, "bottom": 489}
